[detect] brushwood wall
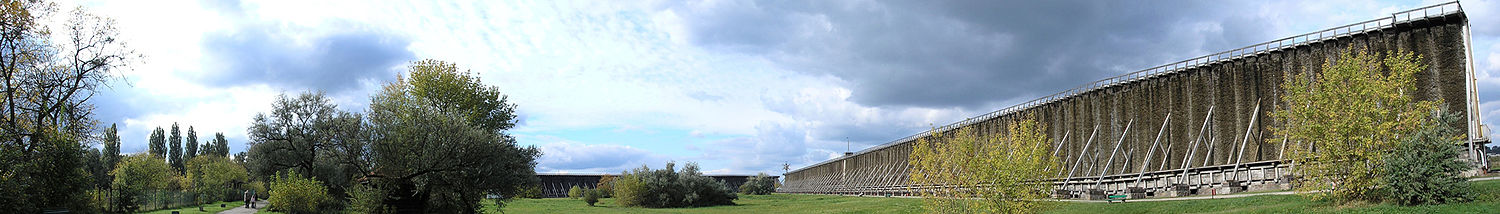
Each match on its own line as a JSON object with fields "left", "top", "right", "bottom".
{"left": 781, "top": 13, "right": 1478, "bottom": 194}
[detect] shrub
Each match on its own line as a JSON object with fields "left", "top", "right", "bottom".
{"left": 583, "top": 188, "right": 601, "bottom": 206}
{"left": 612, "top": 162, "right": 737, "bottom": 208}
{"left": 516, "top": 185, "right": 543, "bottom": 199}
{"left": 568, "top": 185, "right": 583, "bottom": 199}
{"left": 267, "top": 171, "right": 328, "bottom": 214}
{"left": 1382, "top": 112, "right": 1471, "bottom": 205}
{"left": 596, "top": 174, "right": 615, "bottom": 198}
{"left": 738, "top": 173, "right": 777, "bottom": 195}
{"left": 346, "top": 184, "right": 393, "bottom": 214}
{"left": 612, "top": 173, "right": 644, "bottom": 207}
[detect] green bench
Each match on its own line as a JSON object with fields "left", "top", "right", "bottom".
{"left": 1106, "top": 195, "right": 1128, "bottom": 203}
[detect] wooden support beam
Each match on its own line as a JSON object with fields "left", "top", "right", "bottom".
{"left": 1134, "top": 113, "right": 1171, "bottom": 187}
{"left": 1230, "top": 100, "right": 1262, "bottom": 182}
{"left": 1178, "top": 106, "right": 1215, "bottom": 185}
{"left": 1095, "top": 119, "right": 1135, "bottom": 188}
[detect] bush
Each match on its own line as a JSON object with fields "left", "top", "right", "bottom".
{"left": 346, "top": 184, "right": 393, "bottom": 214}
{"left": 583, "top": 188, "right": 601, "bottom": 206}
{"left": 596, "top": 174, "right": 615, "bottom": 198}
{"left": 568, "top": 185, "right": 583, "bottom": 199}
{"left": 611, "top": 162, "right": 737, "bottom": 208}
{"left": 738, "top": 173, "right": 777, "bottom": 195}
{"left": 267, "top": 171, "right": 328, "bottom": 214}
{"left": 516, "top": 185, "right": 543, "bottom": 199}
{"left": 1382, "top": 112, "right": 1471, "bottom": 205}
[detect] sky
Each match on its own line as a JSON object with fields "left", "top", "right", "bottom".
{"left": 59, "top": 0, "right": 1500, "bottom": 175}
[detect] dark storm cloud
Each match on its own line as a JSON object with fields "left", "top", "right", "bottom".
{"left": 200, "top": 24, "right": 413, "bottom": 93}
{"left": 658, "top": 0, "right": 1280, "bottom": 109}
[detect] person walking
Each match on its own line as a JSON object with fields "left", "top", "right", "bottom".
{"left": 244, "top": 190, "right": 252, "bottom": 208}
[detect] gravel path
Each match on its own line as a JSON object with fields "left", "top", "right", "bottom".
{"left": 217, "top": 199, "right": 266, "bottom": 214}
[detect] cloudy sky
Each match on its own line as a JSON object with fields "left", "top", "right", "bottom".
{"left": 66, "top": 0, "right": 1500, "bottom": 175}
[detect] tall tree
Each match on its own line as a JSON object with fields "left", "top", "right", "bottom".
{"left": 1273, "top": 48, "right": 1438, "bottom": 203}
{"left": 0, "top": 1, "right": 140, "bottom": 210}
{"left": 169, "top": 122, "right": 183, "bottom": 173}
{"left": 185, "top": 126, "right": 197, "bottom": 160}
{"left": 363, "top": 59, "right": 539, "bottom": 212}
{"left": 212, "top": 132, "right": 229, "bottom": 157}
{"left": 149, "top": 127, "right": 165, "bottom": 158}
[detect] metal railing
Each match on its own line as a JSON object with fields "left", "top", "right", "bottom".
{"left": 788, "top": 1, "right": 1465, "bottom": 175}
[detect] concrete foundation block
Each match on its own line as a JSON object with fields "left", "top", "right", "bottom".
{"left": 1080, "top": 189, "right": 1106, "bottom": 200}
{"left": 1247, "top": 183, "right": 1290, "bottom": 192}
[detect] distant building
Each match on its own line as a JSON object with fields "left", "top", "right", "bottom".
{"left": 535, "top": 173, "right": 778, "bottom": 198}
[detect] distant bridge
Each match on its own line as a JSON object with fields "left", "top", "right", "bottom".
{"left": 780, "top": 1, "right": 1489, "bottom": 199}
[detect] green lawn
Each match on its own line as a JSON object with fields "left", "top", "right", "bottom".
{"left": 138, "top": 200, "right": 246, "bottom": 214}
{"left": 484, "top": 179, "right": 1500, "bottom": 214}
{"left": 486, "top": 194, "right": 924, "bottom": 213}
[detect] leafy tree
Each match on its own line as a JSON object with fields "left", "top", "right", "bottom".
{"left": 596, "top": 174, "right": 615, "bottom": 198}
{"left": 185, "top": 155, "right": 248, "bottom": 203}
{"left": 103, "top": 123, "right": 121, "bottom": 184}
{"left": 149, "top": 127, "right": 165, "bottom": 158}
{"left": 1383, "top": 111, "right": 1471, "bottom": 205}
{"left": 361, "top": 59, "right": 539, "bottom": 213}
{"left": 245, "top": 92, "right": 367, "bottom": 199}
{"left": 568, "top": 185, "right": 584, "bottom": 199}
{"left": 185, "top": 126, "right": 198, "bottom": 160}
{"left": 111, "top": 154, "right": 173, "bottom": 213}
{"left": 0, "top": 2, "right": 139, "bottom": 211}
{"left": 1273, "top": 49, "right": 1438, "bottom": 203}
{"left": 908, "top": 115, "right": 1057, "bottom": 213}
{"left": 212, "top": 132, "right": 229, "bottom": 157}
{"left": 404, "top": 59, "right": 518, "bottom": 133}
{"left": 170, "top": 122, "right": 183, "bottom": 174}
{"left": 738, "top": 173, "right": 777, "bottom": 195}
{"left": 267, "top": 170, "right": 329, "bottom": 214}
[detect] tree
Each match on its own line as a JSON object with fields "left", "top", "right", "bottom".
{"left": 111, "top": 154, "right": 173, "bottom": 213}
{"left": 149, "top": 127, "right": 165, "bottom": 158}
{"left": 595, "top": 174, "right": 615, "bottom": 198}
{"left": 738, "top": 173, "right": 777, "bottom": 195}
{"left": 361, "top": 59, "right": 539, "bottom": 213}
{"left": 170, "top": 122, "right": 183, "bottom": 173}
{"left": 185, "top": 126, "right": 198, "bottom": 160}
{"left": 185, "top": 155, "right": 248, "bottom": 203}
{"left": 1383, "top": 111, "right": 1471, "bottom": 205}
{"left": 0, "top": 2, "right": 139, "bottom": 211}
{"left": 103, "top": 123, "right": 121, "bottom": 187}
{"left": 908, "top": 115, "right": 1058, "bottom": 213}
{"left": 212, "top": 132, "right": 229, "bottom": 157}
{"left": 245, "top": 92, "right": 366, "bottom": 199}
{"left": 1272, "top": 48, "right": 1438, "bottom": 203}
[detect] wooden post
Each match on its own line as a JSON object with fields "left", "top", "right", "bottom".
{"left": 1095, "top": 119, "right": 1134, "bottom": 189}
{"left": 1178, "top": 106, "right": 1215, "bottom": 185}
{"left": 1134, "top": 113, "right": 1171, "bottom": 187}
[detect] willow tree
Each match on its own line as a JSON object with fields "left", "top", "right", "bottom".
{"left": 908, "top": 115, "right": 1058, "bottom": 213}
{"left": 1273, "top": 48, "right": 1438, "bottom": 203}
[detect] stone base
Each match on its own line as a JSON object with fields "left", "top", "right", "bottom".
{"left": 1156, "top": 190, "right": 1192, "bottom": 197}
{"left": 1080, "top": 189, "right": 1106, "bottom": 200}
{"left": 1247, "top": 183, "right": 1290, "bottom": 192}
{"left": 1204, "top": 186, "right": 1244, "bottom": 195}
{"left": 1052, "top": 189, "right": 1071, "bottom": 199}
{"left": 1126, "top": 193, "right": 1148, "bottom": 199}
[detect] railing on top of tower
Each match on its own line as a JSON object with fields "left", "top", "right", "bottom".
{"left": 786, "top": 1, "right": 1466, "bottom": 175}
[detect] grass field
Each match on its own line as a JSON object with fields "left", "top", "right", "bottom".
{"left": 483, "top": 179, "right": 1500, "bottom": 214}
